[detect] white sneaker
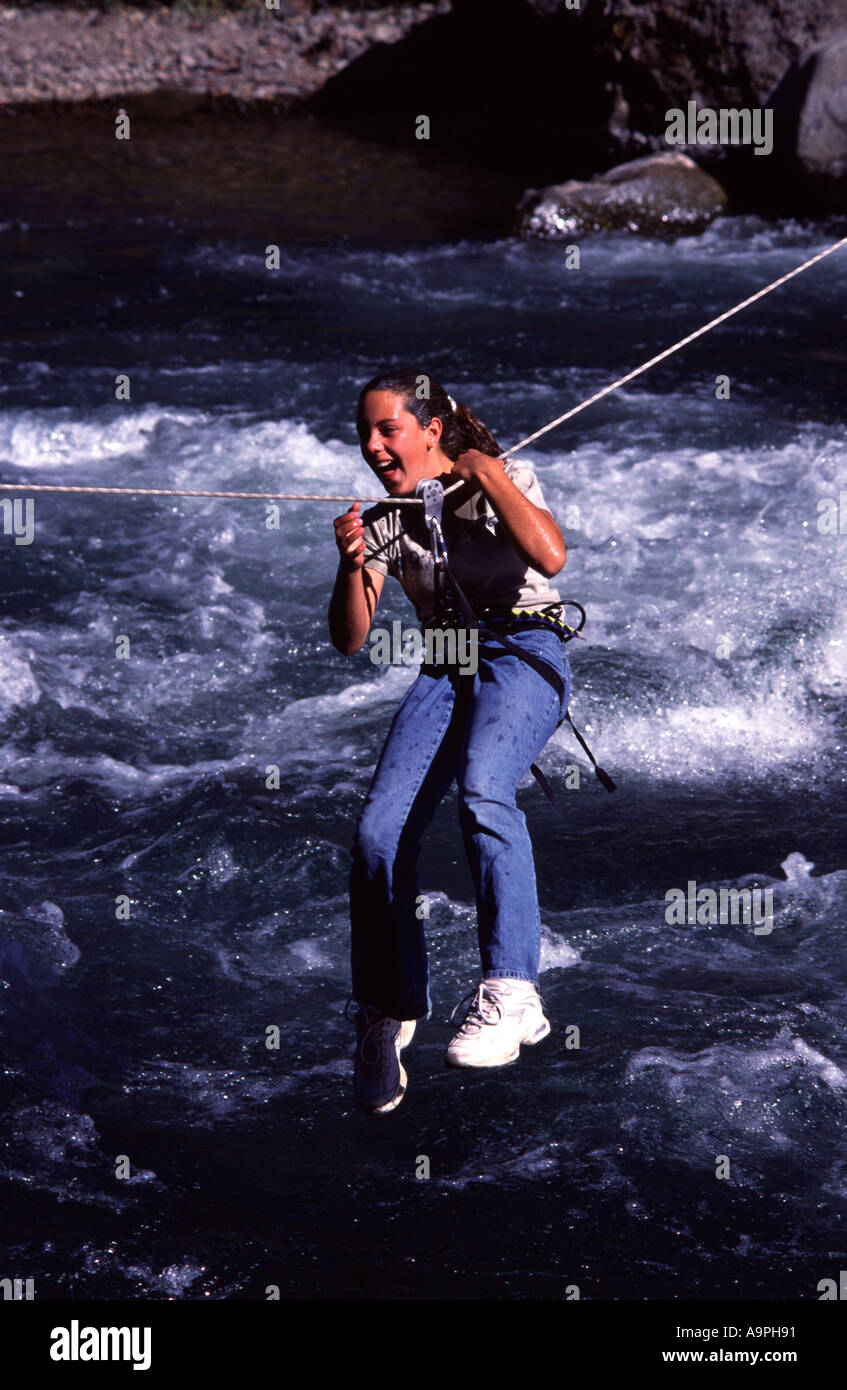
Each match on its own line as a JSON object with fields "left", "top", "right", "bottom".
{"left": 445, "top": 977, "right": 550, "bottom": 1068}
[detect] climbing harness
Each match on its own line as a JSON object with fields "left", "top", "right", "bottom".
{"left": 416, "top": 476, "right": 616, "bottom": 800}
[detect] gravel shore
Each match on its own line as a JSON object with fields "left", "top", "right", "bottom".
{"left": 0, "top": 2, "right": 450, "bottom": 109}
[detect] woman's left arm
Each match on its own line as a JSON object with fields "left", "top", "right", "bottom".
{"left": 452, "top": 451, "right": 566, "bottom": 578}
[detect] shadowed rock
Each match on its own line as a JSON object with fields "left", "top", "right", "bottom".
{"left": 711, "top": 28, "right": 847, "bottom": 213}
{"left": 772, "top": 30, "right": 847, "bottom": 179}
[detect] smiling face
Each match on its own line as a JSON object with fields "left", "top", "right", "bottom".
{"left": 358, "top": 390, "right": 451, "bottom": 496}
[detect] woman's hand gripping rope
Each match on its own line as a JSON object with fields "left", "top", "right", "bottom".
{"left": 333, "top": 499, "right": 366, "bottom": 571}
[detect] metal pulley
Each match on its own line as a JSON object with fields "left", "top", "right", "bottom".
{"left": 415, "top": 477, "right": 447, "bottom": 572}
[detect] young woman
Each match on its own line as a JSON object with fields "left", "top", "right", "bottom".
{"left": 329, "top": 367, "right": 571, "bottom": 1114}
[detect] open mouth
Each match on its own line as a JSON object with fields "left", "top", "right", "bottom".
{"left": 373, "top": 461, "right": 402, "bottom": 480}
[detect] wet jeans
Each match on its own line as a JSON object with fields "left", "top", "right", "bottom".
{"left": 350, "top": 627, "right": 571, "bottom": 1020}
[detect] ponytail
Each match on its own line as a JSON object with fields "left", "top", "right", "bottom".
{"left": 450, "top": 399, "right": 502, "bottom": 460}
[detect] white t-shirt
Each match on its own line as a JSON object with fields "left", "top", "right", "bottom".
{"left": 360, "top": 459, "right": 562, "bottom": 623}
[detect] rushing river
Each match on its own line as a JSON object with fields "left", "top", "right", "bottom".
{"left": 1, "top": 112, "right": 846, "bottom": 1298}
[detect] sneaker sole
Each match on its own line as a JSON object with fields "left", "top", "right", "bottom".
{"left": 361, "top": 1019, "right": 417, "bottom": 1114}
{"left": 445, "top": 1015, "right": 551, "bottom": 1069}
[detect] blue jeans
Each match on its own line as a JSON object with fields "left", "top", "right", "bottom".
{"left": 350, "top": 627, "right": 571, "bottom": 1020}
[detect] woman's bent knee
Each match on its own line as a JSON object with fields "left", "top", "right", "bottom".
{"left": 458, "top": 784, "right": 520, "bottom": 828}
{"left": 352, "top": 805, "right": 402, "bottom": 870}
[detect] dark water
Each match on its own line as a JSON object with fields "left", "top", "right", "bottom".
{"left": 1, "top": 111, "right": 847, "bottom": 1300}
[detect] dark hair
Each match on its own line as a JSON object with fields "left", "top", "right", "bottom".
{"left": 357, "top": 367, "right": 502, "bottom": 462}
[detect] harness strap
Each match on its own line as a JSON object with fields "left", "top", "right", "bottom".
{"left": 562, "top": 712, "right": 617, "bottom": 794}
{"left": 473, "top": 622, "right": 617, "bottom": 797}
{"left": 415, "top": 478, "right": 615, "bottom": 799}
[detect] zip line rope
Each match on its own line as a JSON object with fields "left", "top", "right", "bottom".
{"left": 2, "top": 232, "right": 845, "bottom": 508}
{"left": 0, "top": 483, "right": 419, "bottom": 503}
{"left": 457, "top": 228, "right": 847, "bottom": 474}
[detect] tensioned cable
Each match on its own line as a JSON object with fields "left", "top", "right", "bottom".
{"left": 444, "top": 229, "right": 847, "bottom": 496}
{"left": 2, "top": 232, "right": 845, "bottom": 508}
{"left": 0, "top": 483, "right": 420, "bottom": 503}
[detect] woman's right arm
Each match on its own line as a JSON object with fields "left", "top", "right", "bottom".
{"left": 328, "top": 501, "right": 385, "bottom": 654}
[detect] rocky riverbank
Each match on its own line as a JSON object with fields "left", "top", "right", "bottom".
{"left": 0, "top": 2, "right": 450, "bottom": 110}
{"left": 2, "top": 0, "right": 846, "bottom": 224}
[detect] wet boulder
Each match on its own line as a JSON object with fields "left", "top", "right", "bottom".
{"left": 515, "top": 152, "right": 728, "bottom": 239}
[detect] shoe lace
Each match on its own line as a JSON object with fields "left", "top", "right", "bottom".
{"left": 449, "top": 982, "right": 504, "bottom": 1034}
{"left": 345, "top": 996, "right": 398, "bottom": 1064}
